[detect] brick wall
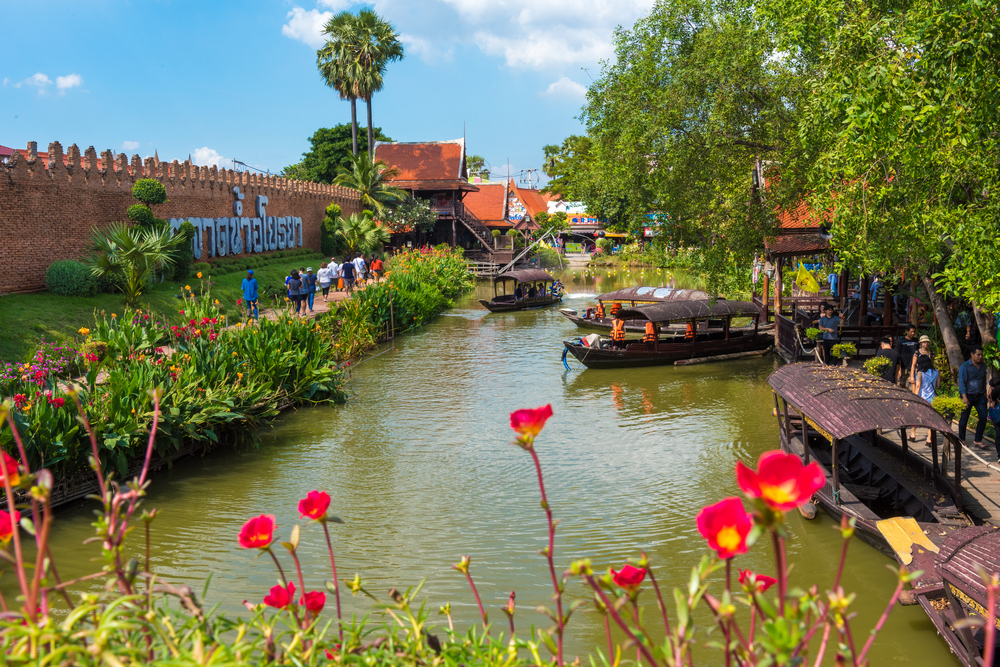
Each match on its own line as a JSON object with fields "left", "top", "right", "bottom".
{"left": 0, "top": 141, "right": 361, "bottom": 294}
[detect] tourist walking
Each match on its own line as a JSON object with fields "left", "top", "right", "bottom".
{"left": 370, "top": 255, "right": 384, "bottom": 281}
{"left": 241, "top": 269, "right": 259, "bottom": 320}
{"left": 330, "top": 258, "right": 343, "bottom": 292}
{"left": 317, "top": 263, "right": 333, "bottom": 301}
{"left": 911, "top": 334, "right": 933, "bottom": 382}
{"left": 303, "top": 267, "right": 317, "bottom": 312}
{"left": 875, "top": 336, "right": 902, "bottom": 383}
{"left": 341, "top": 258, "right": 356, "bottom": 294}
{"left": 911, "top": 355, "right": 939, "bottom": 443}
{"left": 896, "top": 324, "right": 919, "bottom": 387}
{"left": 353, "top": 254, "right": 367, "bottom": 284}
{"left": 287, "top": 270, "right": 303, "bottom": 315}
{"left": 957, "top": 345, "right": 988, "bottom": 449}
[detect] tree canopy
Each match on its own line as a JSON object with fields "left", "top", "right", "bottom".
{"left": 283, "top": 124, "right": 392, "bottom": 184}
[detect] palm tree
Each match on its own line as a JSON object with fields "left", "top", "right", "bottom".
{"left": 317, "top": 13, "right": 363, "bottom": 156}
{"left": 349, "top": 10, "right": 404, "bottom": 159}
{"left": 317, "top": 10, "right": 403, "bottom": 160}
{"left": 334, "top": 152, "right": 408, "bottom": 214}
{"left": 88, "top": 222, "right": 182, "bottom": 307}
{"left": 336, "top": 211, "right": 390, "bottom": 255}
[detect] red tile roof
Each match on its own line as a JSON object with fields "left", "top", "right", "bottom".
{"left": 462, "top": 182, "right": 508, "bottom": 224}
{"left": 509, "top": 180, "right": 551, "bottom": 218}
{"left": 764, "top": 232, "right": 830, "bottom": 257}
{"left": 375, "top": 139, "right": 477, "bottom": 191}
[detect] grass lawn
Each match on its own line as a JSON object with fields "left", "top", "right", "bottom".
{"left": 0, "top": 251, "right": 327, "bottom": 362}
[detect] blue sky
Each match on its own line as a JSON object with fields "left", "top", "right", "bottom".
{"left": 0, "top": 0, "right": 653, "bottom": 184}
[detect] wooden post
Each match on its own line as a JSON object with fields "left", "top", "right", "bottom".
{"left": 930, "top": 430, "right": 939, "bottom": 478}
{"left": 839, "top": 266, "right": 849, "bottom": 314}
{"left": 724, "top": 317, "right": 731, "bottom": 340}
{"left": 883, "top": 281, "right": 894, "bottom": 325}
{"left": 390, "top": 298, "right": 394, "bottom": 339}
{"left": 773, "top": 258, "right": 783, "bottom": 316}
{"left": 801, "top": 411, "right": 810, "bottom": 464}
{"left": 761, "top": 273, "right": 770, "bottom": 322}
{"left": 859, "top": 276, "right": 869, "bottom": 324}
{"left": 831, "top": 438, "right": 841, "bottom": 504}
{"left": 953, "top": 436, "right": 963, "bottom": 509}
{"left": 782, "top": 398, "right": 791, "bottom": 442}
{"left": 452, "top": 219, "right": 457, "bottom": 248}
{"left": 899, "top": 428, "right": 908, "bottom": 461}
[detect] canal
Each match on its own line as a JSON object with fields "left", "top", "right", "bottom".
{"left": 35, "top": 269, "right": 955, "bottom": 664}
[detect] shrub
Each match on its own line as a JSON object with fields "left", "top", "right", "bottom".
{"left": 169, "top": 220, "right": 196, "bottom": 281}
{"left": 864, "top": 355, "right": 892, "bottom": 376}
{"left": 831, "top": 342, "right": 857, "bottom": 358}
{"left": 537, "top": 247, "right": 562, "bottom": 268}
{"left": 321, "top": 201, "right": 342, "bottom": 256}
{"left": 126, "top": 203, "right": 156, "bottom": 227}
{"left": 805, "top": 327, "right": 821, "bottom": 341}
{"left": 491, "top": 229, "right": 501, "bottom": 238}
{"left": 933, "top": 396, "right": 965, "bottom": 422}
{"left": 45, "top": 260, "right": 98, "bottom": 296}
{"left": 191, "top": 262, "right": 211, "bottom": 276}
{"left": 132, "top": 178, "right": 167, "bottom": 206}
{"left": 597, "top": 238, "right": 614, "bottom": 253}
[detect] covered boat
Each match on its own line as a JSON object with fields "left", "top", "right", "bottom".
{"left": 479, "top": 269, "right": 562, "bottom": 312}
{"left": 563, "top": 299, "right": 770, "bottom": 368}
{"left": 767, "top": 363, "right": 971, "bottom": 556}
{"left": 560, "top": 286, "right": 713, "bottom": 332}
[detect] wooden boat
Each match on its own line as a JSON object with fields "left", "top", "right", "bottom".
{"left": 768, "top": 364, "right": 971, "bottom": 557}
{"left": 563, "top": 300, "right": 772, "bottom": 369}
{"left": 479, "top": 269, "right": 562, "bottom": 312}
{"left": 560, "top": 286, "right": 712, "bottom": 332}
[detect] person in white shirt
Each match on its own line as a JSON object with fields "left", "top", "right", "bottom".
{"left": 353, "top": 254, "right": 367, "bottom": 283}
{"left": 317, "top": 262, "right": 333, "bottom": 301}
{"left": 330, "top": 258, "right": 342, "bottom": 291}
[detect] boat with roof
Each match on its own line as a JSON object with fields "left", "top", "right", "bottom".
{"left": 478, "top": 269, "right": 563, "bottom": 313}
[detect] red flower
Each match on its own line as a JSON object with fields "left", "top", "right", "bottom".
{"left": 263, "top": 582, "right": 295, "bottom": 609}
{"left": 238, "top": 514, "right": 276, "bottom": 549}
{"left": 300, "top": 590, "right": 326, "bottom": 613}
{"left": 738, "top": 569, "right": 777, "bottom": 593}
{"left": 0, "top": 509, "right": 20, "bottom": 544}
{"left": 736, "top": 451, "right": 825, "bottom": 511}
{"left": 0, "top": 451, "right": 21, "bottom": 487}
{"left": 325, "top": 646, "right": 342, "bottom": 659}
{"left": 298, "top": 490, "right": 331, "bottom": 521}
{"left": 48, "top": 397, "right": 65, "bottom": 408}
{"left": 611, "top": 564, "right": 647, "bottom": 592}
{"left": 13, "top": 394, "right": 27, "bottom": 408}
{"left": 510, "top": 404, "right": 554, "bottom": 440}
{"left": 179, "top": 310, "right": 185, "bottom": 315}
{"left": 696, "top": 497, "right": 753, "bottom": 559}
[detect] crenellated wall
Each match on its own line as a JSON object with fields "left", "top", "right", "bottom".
{"left": 0, "top": 141, "right": 360, "bottom": 294}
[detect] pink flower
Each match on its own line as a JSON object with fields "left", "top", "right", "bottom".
{"left": 300, "top": 590, "right": 326, "bottom": 613}
{"left": 298, "top": 491, "right": 331, "bottom": 521}
{"left": 696, "top": 497, "right": 753, "bottom": 560}
{"left": 238, "top": 514, "right": 276, "bottom": 549}
{"left": 509, "top": 404, "right": 554, "bottom": 441}
{"left": 263, "top": 582, "right": 295, "bottom": 609}
{"left": 738, "top": 569, "right": 777, "bottom": 593}
{"left": 736, "top": 451, "right": 825, "bottom": 511}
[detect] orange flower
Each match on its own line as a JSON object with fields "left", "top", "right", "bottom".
{"left": 736, "top": 451, "right": 825, "bottom": 511}
{"left": 696, "top": 497, "right": 752, "bottom": 559}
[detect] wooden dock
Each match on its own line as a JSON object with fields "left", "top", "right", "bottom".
{"left": 882, "top": 428, "right": 1000, "bottom": 526}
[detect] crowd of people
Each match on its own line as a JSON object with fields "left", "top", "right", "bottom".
{"left": 238, "top": 253, "right": 387, "bottom": 321}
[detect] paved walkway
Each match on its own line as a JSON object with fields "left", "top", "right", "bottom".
{"left": 882, "top": 427, "right": 1000, "bottom": 525}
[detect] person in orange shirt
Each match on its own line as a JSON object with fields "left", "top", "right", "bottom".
{"left": 596, "top": 302, "right": 606, "bottom": 319}
{"left": 370, "top": 255, "right": 384, "bottom": 281}
{"left": 643, "top": 320, "right": 659, "bottom": 351}
{"left": 610, "top": 314, "right": 627, "bottom": 349}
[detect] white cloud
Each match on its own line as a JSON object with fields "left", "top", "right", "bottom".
{"left": 56, "top": 73, "right": 83, "bottom": 90}
{"left": 282, "top": 7, "right": 333, "bottom": 48}
{"left": 192, "top": 147, "right": 226, "bottom": 168}
{"left": 1, "top": 78, "right": 8, "bottom": 87}
{"left": 542, "top": 76, "right": 587, "bottom": 100}
{"left": 399, "top": 32, "right": 452, "bottom": 64}
{"left": 121, "top": 140, "right": 140, "bottom": 152}
{"left": 317, "top": 0, "right": 352, "bottom": 8}
{"left": 16, "top": 72, "right": 53, "bottom": 91}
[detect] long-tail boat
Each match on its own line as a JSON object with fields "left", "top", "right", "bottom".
{"left": 559, "top": 286, "right": 712, "bottom": 332}
{"left": 767, "top": 363, "right": 971, "bottom": 556}
{"left": 562, "top": 299, "right": 771, "bottom": 368}
{"left": 479, "top": 269, "right": 562, "bottom": 313}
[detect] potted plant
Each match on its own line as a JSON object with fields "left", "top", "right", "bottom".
{"left": 864, "top": 355, "right": 892, "bottom": 377}
{"left": 831, "top": 342, "right": 858, "bottom": 366}
{"left": 805, "top": 327, "right": 821, "bottom": 342}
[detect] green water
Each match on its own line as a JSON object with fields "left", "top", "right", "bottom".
{"left": 32, "top": 270, "right": 955, "bottom": 664}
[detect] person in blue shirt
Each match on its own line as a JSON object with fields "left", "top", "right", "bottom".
{"left": 303, "top": 267, "right": 318, "bottom": 312}
{"left": 958, "top": 345, "right": 988, "bottom": 449}
{"left": 812, "top": 304, "right": 840, "bottom": 364}
{"left": 241, "top": 270, "right": 259, "bottom": 320}
{"left": 340, "top": 259, "right": 356, "bottom": 293}
{"left": 827, "top": 272, "right": 838, "bottom": 298}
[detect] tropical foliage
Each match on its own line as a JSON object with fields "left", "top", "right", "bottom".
{"left": 87, "top": 222, "right": 184, "bottom": 307}
{"left": 333, "top": 211, "right": 390, "bottom": 256}
{"left": 282, "top": 124, "right": 392, "bottom": 183}
{"left": 334, "top": 151, "right": 408, "bottom": 213}
{"left": 381, "top": 197, "right": 437, "bottom": 233}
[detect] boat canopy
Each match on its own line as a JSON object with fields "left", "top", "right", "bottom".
{"left": 937, "top": 525, "right": 1000, "bottom": 609}
{"left": 616, "top": 300, "right": 759, "bottom": 323}
{"left": 493, "top": 269, "right": 554, "bottom": 284}
{"left": 768, "top": 364, "right": 957, "bottom": 439}
{"left": 597, "top": 287, "right": 712, "bottom": 303}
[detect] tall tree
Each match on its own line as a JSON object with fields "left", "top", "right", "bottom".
{"left": 541, "top": 136, "right": 593, "bottom": 200}
{"left": 466, "top": 155, "right": 489, "bottom": 180}
{"left": 334, "top": 152, "right": 408, "bottom": 214}
{"left": 317, "top": 16, "right": 362, "bottom": 156}
{"left": 282, "top": 124, "right": 392, "bottom": 184}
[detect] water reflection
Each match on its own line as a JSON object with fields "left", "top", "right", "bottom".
{"left": 26, "top": 270, "right": 956, "bottom": 664}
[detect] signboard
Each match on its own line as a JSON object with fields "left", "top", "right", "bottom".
{"left": 507, "top": 192, "right": 525, "bottom": 221}
{"left": 565, "top": 242, "right": 583, "bottom": 253}
{"left": 570, "top": 216, "right": 601, "bottom": 225}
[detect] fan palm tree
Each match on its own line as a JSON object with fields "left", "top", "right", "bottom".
{"left": 317, "top": 14, "right": 363, "bottom": 156}
{"left": 334, "top": 152, "right": 408, "bottom": 214}
{"left": 88, "top": 222, "right": 182, "bottom": 307}
{"left": 336, "top": 211, "right": 390, "bottom": 255}
{"left": 318, "top": 10, "right": 403, "bottom": 160}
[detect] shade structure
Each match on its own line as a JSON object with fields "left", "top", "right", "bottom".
{"left": 616, "top": 300, "right": 760, "bottom": 323}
